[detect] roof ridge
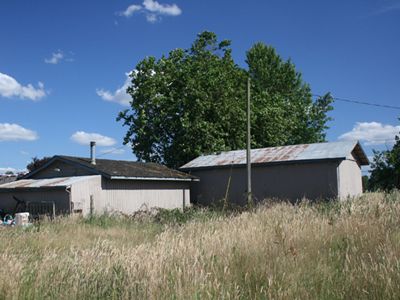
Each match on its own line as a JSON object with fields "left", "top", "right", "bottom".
{"left": 198, "top": 141, "right": 357, "bottom": 157}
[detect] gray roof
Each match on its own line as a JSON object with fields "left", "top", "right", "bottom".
{"left": 0, "top": 176, "right": 17, "bottom": 185}
{"left": 0, "top": 176, "right": 99, "bottom": 190}
{"left": 180, "top": 141, "right": 369, "bottom": 170}
{"left": 24, "top": 156, "right": 197, "bottom": 181}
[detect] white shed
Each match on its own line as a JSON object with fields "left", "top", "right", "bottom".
{"left": 0, "top": 155, "right": 197, "bottom": 216}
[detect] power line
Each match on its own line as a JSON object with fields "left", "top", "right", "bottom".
{"left": 97, "top": 145, "right": 127, "bottom": 158}
{"left": 313, "top": 94, "right": 400, "bottom": 110}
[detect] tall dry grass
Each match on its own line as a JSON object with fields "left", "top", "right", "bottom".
{"left": 1, "top": 192, "right": 400, "bottom": 299}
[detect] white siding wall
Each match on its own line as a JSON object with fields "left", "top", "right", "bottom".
{"left": 337, "top": 155, "right": 363, "bottom": 199}
{"left": 99, "top": 179, "right": 190, "bottom": 215}
{"left": 1, "top": 176, "right": 191, "bottom": 216}
{"left": 70, "top": 175, "right": 103, "bottom": 215}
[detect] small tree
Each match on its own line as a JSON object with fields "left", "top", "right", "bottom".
{"left": 369, "top": 126, "right": 400, "bottom": 191}
{"left": 27, "top": 156, "right": 52, "bottom": 173}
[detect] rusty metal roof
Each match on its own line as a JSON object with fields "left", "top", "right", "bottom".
{"left": 0, "top": 175, "right": 100, "bottom": 189}
{"left": 180, "top": 141, "right": 369, "bottom": 169}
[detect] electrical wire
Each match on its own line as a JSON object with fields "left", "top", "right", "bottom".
{"left": 96, "top": 145, "right": 127, "bottom": 158}
{"left": 313, "top": 94, "right": 400, "bottom": 110}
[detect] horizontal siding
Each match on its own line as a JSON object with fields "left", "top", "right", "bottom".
{"left": 97, "top": 179, "right": 190, "bottom": 214}
{"left": 70, "top": 175, "right": 103, "bottom": 215}
{"left": 0, "top": 175, "right": 191, "bottom": 216}
{"left": 190, "top": 161, "right": 339, "bottom": 205}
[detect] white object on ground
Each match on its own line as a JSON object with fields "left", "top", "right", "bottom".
{"left": 15, "top": 212, "right": 29, "bottom": 226}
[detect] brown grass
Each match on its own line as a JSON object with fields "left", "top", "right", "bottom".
{"left": 0, "top": 191, "right": 400, "bottom": 299}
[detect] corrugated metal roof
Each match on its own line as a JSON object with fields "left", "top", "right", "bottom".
{"left": 0, "top": 175, "right": 99, "bottom": 189}
{"left": 180, "top": 141, "right": 369, "bottom": 169}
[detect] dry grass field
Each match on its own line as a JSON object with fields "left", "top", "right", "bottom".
{"left": 1, "top": 191, "right": 400, "bottom": 299}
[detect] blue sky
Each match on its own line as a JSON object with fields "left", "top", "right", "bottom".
{"left": 0, "top": 0, "right": 399, "bottom": 174}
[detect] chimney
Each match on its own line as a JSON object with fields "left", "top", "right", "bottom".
{"left": 90, "top": 141, "right": 96, "bottom": 165}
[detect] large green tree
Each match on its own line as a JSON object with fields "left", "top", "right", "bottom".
{"left": 246, "top": 43, "right": 333, "bottom": 146}
{"left": 369, "top": 127, "right": 400, "bottom": 191}
{"left": 118, "top": 32, "right": 333, "bottom": 168}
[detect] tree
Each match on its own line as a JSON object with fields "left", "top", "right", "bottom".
{"left": 27, "top": 156, "right": 51, "bottom": 173}
{"left": 246, "top": 43, "right": 333, "bottom": 146}
{"left": 369, "top": 129, "right": 400, "bottom": 191}
{"left": 118, "top": 32, "right": 246, "bottom": 168}
{"left": 118, "top": 31, "right": 334, "bottom": 168}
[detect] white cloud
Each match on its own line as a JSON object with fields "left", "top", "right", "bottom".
{"left": 44, "top": 50, "right": 64, "bottom": 64}
{"left": 338, "top": 122, "right": 400, "bottom": 145}
{"left": 119, "top": 0, "right": 181, "bottom": 23}
{"left": 146, "top": 13, "right": 158, "bottom": 23}
{"left": 0, "top": 167, "right": 27, "bottom": 175}
{"left": 71, "top": 131, "right": 116, "bottom": 147}
{"left": 143, "top": 0, "right": 181, "bottom": 16}
{"left": 45, "top": 50, "right": 74, "bottom": 64}
{"left": 0, "top": 167, "right": 16, "bottom": 173}
{"left": 0, "top": 72, "right": 47, "bottom": 101}
{"left": 369, "top": 2, "right": 400, "bottom": 16}
{"left": 96, "top": 73, "right": 132, "bottom": 106}
{"left": 121, "top": 4, "right": 142, "bottom": 17}
{"left": 100, "top": 147, "right": 126, "bottom": 155}
{"left": 0, "top": 123, "right": 38, "bottom": 142}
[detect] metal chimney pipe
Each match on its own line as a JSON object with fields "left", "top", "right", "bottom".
{"left": 90, "top": 141, "right": 96, "bottom": 165}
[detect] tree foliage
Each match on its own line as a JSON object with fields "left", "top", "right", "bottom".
{"left": 246, "top": 43, "right": 333, "bottom": 146}
{"left": 118, "top": 31, "right": 334, "bottom": 168}
{"left": 27, "top": 156, "right": 52, "bottom": 173}
{"left": 369, "top": 129, "right": 400, "bottom": 191}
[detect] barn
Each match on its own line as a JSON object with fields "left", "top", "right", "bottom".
{"left": 0, "top": 152, "right": 197, "bottom": 216}
{"left": 180, "top": 141, "right": 369, "bottom": 205}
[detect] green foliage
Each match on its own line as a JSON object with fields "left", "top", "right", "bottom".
{"left": 27, "top": 156, "right": 52, "bottom": 173}
{"left": 369, "top": 125, "right": 400, "bottom": 191}
{"left": 246, "top": 43, "right": 334, "bottom": 146}
{"left": 362, "top": 175, "right": 369, "bottom": 192}
{"left": 118, "top": 31, "right": 334, "bottom": 167}
{"left": 118, "top": 31, "right": 246, "bottom": 168}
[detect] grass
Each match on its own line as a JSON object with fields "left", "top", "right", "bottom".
{"left": 1, "top": 191, "right": 400, "bottom": 299}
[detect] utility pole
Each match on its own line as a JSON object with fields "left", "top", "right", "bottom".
{"left": 247, "top": 77, "right": 252, "bottom": 207}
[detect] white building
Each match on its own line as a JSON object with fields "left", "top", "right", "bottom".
{"left": 0, "top": 154, "right": 197, "bottom": 216}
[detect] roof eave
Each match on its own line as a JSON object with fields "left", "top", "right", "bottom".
{"left": 110, "top": 176, "right": 199, "bottom": 182}
{"left": 0, "top": 186, "right": 67, "bottom": 192}
{"left": 180, "top": 157, "right": 345, "bottom": 171}
{"left": 352, "top": 141, "right": 370, "bottom": 166}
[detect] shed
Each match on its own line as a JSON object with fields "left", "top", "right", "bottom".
{"left": 180, "top": 141, "right": 369, "bottom": 205}
{"left": 0, "top": 155, "right": 197, "bottom": 216}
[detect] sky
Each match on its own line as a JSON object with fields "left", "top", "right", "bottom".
{"left": 0, "top": 0, "right": 399, "bottom": 174}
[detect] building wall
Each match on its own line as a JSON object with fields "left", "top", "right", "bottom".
{"left": 95, "top": 179, "right": 190, "bottom": 215}
{"left": 337, "top": 156, "right": 362, "bottom": 199}
{"left": 70, "top": 175, "right": 103, "bottom": 215}
{"left": 0, "top": 176, "right": 191, "bottom": 216}
{"left": 0, "top": 189, "right": 70, "bottom": 214}
{"left": 188, "top": 161, "right": 340, "bottom": 205}
{"left": 31, "top": 161, "right": 95, "bottom": 179}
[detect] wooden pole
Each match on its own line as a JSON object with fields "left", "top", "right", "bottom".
{"left": 247, "top": 77, "right": 252, "bottom": 207}
{"left": 90, "top": 195, "right": 94, "bottom": 217}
